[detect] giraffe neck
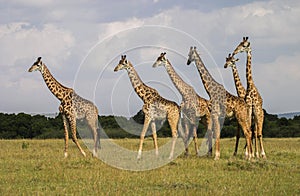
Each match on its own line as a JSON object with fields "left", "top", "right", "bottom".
{"left": 126, "top": 64, "right": 156, "bottom": 102}
{"left": 246, "top": 49, "right": 254, "bottom": 88}
{"left": 231, "top": 65, "right": 246, "bottom": 98}
{"left": 164, "top": 60, "right": 192, "bottom": 96}
{"left": 41, "top": 65, "right": 71, "bottom": 101}
{"left": 194, "top": 52, "right": 222, "bottom": 97}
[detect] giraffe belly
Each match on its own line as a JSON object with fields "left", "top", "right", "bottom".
{"left": 149, "top": 103, "right": 167, "bottom": 120}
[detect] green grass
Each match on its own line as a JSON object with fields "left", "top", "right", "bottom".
{"left": 0, "top": 138, "right": 299, "bottom": 195}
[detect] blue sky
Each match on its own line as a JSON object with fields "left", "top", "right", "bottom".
{"left": 0, "top": 0, "right": 299, "bottom": 115}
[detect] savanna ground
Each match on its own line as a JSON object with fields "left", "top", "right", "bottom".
{"left": 0, "top": 138, "right": 299, "bottom": 195}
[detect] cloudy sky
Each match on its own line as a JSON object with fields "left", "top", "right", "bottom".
{"left": 0, "top": 0, "right": 299, "bottom": 116}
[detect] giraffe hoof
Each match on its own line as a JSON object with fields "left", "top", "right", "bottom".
{"left": 207, "top": 152, "right": 212, "bottom": 157}
{"left": 261, "top": 152, "right": 266, "bottom": 159}
{"left": 137, "top": 151, "right": 142, "bottom": 160}
{"left": 64, "top": 152, "right": 68, "bottom": 158}
{"left": 214, "top": 156, "right": 220, "bottom": 161}
{"left": 92, "top": 149, "right": 97, "bottom": 157}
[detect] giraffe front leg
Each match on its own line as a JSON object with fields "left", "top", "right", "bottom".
{"left": 168, "top": 114, "right": 179, "bottom": 160}
{"left": 137, "top": 116, "right": 151, "bottom": 160}
{"left": 212, "top": 114, "right": 220, "bottom": 160}
{"left": 245, "top": 131, "right": 253, "bottom": 161}
{"left": 206, "top": 115, "right": 213, "bottom": 157}
{"left": 257, "top": 110, "right": 266, "bottom": 159}
{"left": 234, "top": 124, "right": 240, "bottom": 156}
{"left": 192, "top": 125, "right": 199, "bottom": 156}
{"left": 254, "top": 122, "right": 259, "bottom": 158}
{"left": 68, "top": 116, "right": 86, "bottom": 157}
{"left": 151, "top": 121, "right": 159, "bottom": 156}
{"left": 244, "top": 105, "right": 253, "bottom": 158}
{"left": 184, "top": 120, "right": 190, "bottom": 156}
{"left": 62, "top": 114, "right": 69, "bottom": 158}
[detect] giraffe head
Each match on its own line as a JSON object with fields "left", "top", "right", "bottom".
{"left": 233, "top": 37, "right": 251, "bottom": 55}
{"left": 224, "top": 53, "right": 239, "bottom": 68}
{"left": 114, "top": 55, "right": 131, "bottom": 72}
{"left": 187, "top": 46, "right": 197, "bottom": 65}
{"left": 28, "top": 57, "right": 45, "bottom": 73}
{"left": 152, "top": 52, "right": 168, "bottom": 68}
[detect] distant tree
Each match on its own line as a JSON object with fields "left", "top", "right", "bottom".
{"left": 0, "top": 109, "right": 299, "bottom": 139}
{"left": 277, "top": 117, "right": 289, "bottom": 126}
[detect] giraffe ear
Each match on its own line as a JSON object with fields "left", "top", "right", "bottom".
{"left": 236, "top": 58, "right": 239, "bottom": 62}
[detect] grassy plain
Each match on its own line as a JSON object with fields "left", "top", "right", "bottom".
{"left": 0, "top": 138, "right": 299, "bottom": 195}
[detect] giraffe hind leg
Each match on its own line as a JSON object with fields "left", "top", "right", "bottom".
{"left": 86, "top": 113, "right": 100, "bottom": 157}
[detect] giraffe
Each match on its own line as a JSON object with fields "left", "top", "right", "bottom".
{"left": 114, "top": 55, "right": 183, "bottom": 160}
{"left": 187, "top": 47, "right": 253, "bottom": 160}
{"left": 224, "top": 53, "right": 246, "bottom": 156}
{"left": 152, "top": 52, "right": 212, "bottom": 156}
{"left": 28, "top": 57, "right": 100, "bottom": 158}
{"left": 233, "top": 37, "right": 266, "bottom": 158}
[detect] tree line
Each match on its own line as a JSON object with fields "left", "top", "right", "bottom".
{"left": 0, "top": 110, "right": 299, "bottom": 139}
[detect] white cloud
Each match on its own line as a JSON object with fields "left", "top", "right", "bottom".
{"left": 97, "top": 18, "right": 145, "bottom": 41}
{"left": 0, "top": 22, "right": 75, "bottom": 66}
{"left": 255, "top": 52, "right": 300, "bottom": 113}
{"left": 8, "top": 0, "right": 54, "bottom": 7}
